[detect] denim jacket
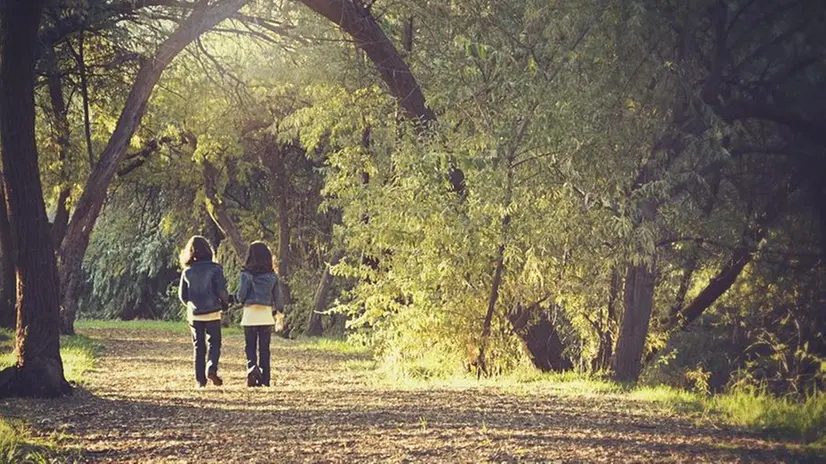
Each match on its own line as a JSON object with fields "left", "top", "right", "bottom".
{"left": 236, "top": 271, "right": 283, "bottom": 310}
{"left": 179, "top": 261, "right": 229, "bottom": 315}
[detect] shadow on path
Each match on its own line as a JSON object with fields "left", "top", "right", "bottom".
{"left": 0, "top": 326, "right": 813, "bottom": 463}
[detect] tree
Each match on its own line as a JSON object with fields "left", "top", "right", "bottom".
{"left": 58, "top": 0, "right": 251, "bottom": 334}
{"left": 0, "top": 174, "right": 16, "bottom": 330}
{"left": 0, "top": 0, "right": 72, "bottom": 398}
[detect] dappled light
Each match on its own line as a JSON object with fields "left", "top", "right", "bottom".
{"left": 1, "top": 0, "right": 825, "bottom": 461}
{"left": 1, "top": 324, "right": 810, "bottom": 462}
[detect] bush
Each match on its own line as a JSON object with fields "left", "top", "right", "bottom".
{"left": 707, "top": 386, "right": 826, "bottom": 445}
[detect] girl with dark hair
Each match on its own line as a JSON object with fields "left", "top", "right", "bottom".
{"left": 235, "top": 241, "right": 284, "bottom": 387}
{"left": 178, "top": 235, "right": 229, "bottom": 388}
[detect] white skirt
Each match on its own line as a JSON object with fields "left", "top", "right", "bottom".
{"left": 240, "top": 304, "right": 275, "bottom": 326}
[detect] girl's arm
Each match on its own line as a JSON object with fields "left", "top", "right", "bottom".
{"left": 272, "top": 274, "right": 285, "bottom": 312}
{"left": 236, "top": 272, "right": 251, "bottom": 305}
{"left": 213, "top": 266, "right": 230, "bottom": 306}
{"left": 178, "top": 272, "right": 189, "bottom": 305}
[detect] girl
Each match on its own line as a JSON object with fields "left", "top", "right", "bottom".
{"left": 178, "top": 235, "right": 229, "bottom": 388}
{"left": 236, "top": 241, "right": 284, "bottom": 387}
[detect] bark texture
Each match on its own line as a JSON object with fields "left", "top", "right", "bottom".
{"left": 44, "top": 46, "right": 72, "bottom": 250}
{"left": 613, "top": 263, "right": 656, "bottom": 382}
{"left": 0, "top": 176, "right": 15, "bottom": 330}
{"left": 0, "top": 0, "right": 72, "bottom": 398}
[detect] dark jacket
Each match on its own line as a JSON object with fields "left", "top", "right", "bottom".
{"left": 236, "top": 271, "right": 284, "bottom": 310}
{"left": 179, "top": 260, "right": 229, "bottom": 315}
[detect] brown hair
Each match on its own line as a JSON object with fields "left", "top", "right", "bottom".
{"left": 179, "top": 235, "right": 214, "bottom": 267}
{"left": 243, "top": 241, "right": 274, "bottom": 275}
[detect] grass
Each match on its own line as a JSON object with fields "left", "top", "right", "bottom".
{"left": 513, "top": 371, "right": 825, "bottom": 454}
{"left": 293, "top": 335, "right": 370, "bottom": 355}
{"left": 342, "top": 359, "right": 378, "bottom": 371}
{"left": 1, "top": 328, "right": 97, "bottom": 463}
{"left": 0, "top": 329, "right": 100, "bottom": 384}
{"left": 707, "top": 388, "right": 826, "bottom": 449}
{"left": 380, "top": 354, "right": 825, "bottom": 454}
{"left": 0, "top": 419, "right": 67, "bottom": 464}
{"left": 77, "top": 318, "right": 240, "bottom": 334}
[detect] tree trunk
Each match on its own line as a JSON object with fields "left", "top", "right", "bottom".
{"left": 508, "top": 301, "right": 572, "bottom": 372}
{"left": 276, "top": 172, "right": 291, "bottom": 304}
{"left": 298, "top": 0, "right": 465, "bottom": 196}
{"left": 477, "top": 240, "right": 507, "bottom": 376}
{"left": 666, "top": 228, "right": 764, "bottom": 332}
{"left": 44, "top": 46, "right": 72, "bottom": 250}
{"left": 0, "top": 176, "right": 15, "bottom": 330}
{"left": 202, "top": 158, "right": 248, "bottom": 258}
{"left": 299, "top": 0, "right": 433, "bottom": 122}
{"left": 476, "top": 114, "right": 532, "bottom": 376}
{"left": 613, "top": 262, "right": 656, "bottom": 382}
{"left": 76, "top": 29, "right": 95, "bottom": 168}
{"left": 307, "top": 252, "right": 342, "bottom": 337}
{"left": 264, "top": 141, "right": 293, "bottom": 305}
{"left": 664, "top": 189, "right": 785, "bottom": 333}
{"left": 592, "top": 267, "right": 620, "bottom": 372}
{"left": 58, "top": 0, "right": 250, "bottom": 334}
{"left": 0, "top": 0, "right": 72, "bottom": 398}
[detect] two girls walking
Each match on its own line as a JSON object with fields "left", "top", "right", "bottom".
{"left": 178, "top": 236, "right": 284, "bottom": 388}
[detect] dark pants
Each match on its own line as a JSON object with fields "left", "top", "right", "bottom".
{"left": 244, "top": 325, "right": 272, "bottom": 386}
{"left": 190, "top": 320, "right": 221, "bottom": 385}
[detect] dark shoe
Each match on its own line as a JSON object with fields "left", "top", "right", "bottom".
{"left": 196, "top": 382, "right": 207, "bottom": 389}
{"left": 247, "top": 370, "right": 259, "bottom": 387}
{"left": 247, "top": 367, "right": 262, "bottom": 387}
{"left": 207, "top": 372, "right": 223, "bottom": 386}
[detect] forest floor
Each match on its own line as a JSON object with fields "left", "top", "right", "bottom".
{"left": 0, "top": 323, "right": 817, "bottom": 463}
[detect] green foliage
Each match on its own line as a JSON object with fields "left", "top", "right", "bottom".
{"left": 27, "top": 0, "right": 826, "bottom": 401}
{"left": 295, "top": 336, "right": 370, "bottom": 356}
{"left": 0, "top": 418, "right": 67, "bottom": 464}
{"left": 81, "top": 182, "right": 188, "bottom": 321}
{"left": 0, "top": 329, "right": 98, "bottom": 463}
{"left": 707, "top": 386, "right": 826, "bottom": 447}
{"left": 0, "top": 329, "right": 100, "bottom": 384}
{"left": 75, "top": 320, "right": 244, "bottom": 335}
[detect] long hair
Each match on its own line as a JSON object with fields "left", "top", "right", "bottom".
{"left": 179, "top": 235, "right": 214, "bottom": 267}
{"left": 243, "top": 241, "right": 274, "bottom": 275}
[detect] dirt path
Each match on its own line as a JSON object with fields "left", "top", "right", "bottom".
{"left": 0, "top": 327, "right": 807, "bottom": 463}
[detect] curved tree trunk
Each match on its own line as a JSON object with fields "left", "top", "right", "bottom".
{"left": 202, "top": 158, "right": 248, "bottom": 259}
{"left": 58, "top": 0, "right": 250, "bottom": 334}
{"left": 299, "top": 0, "right": 434, "bottom": 122}
{"left": 298, "top": 0, "right": 465, "bottom": 195}
{"left": 0, "top": 0, "right": 71, "bottom": 398}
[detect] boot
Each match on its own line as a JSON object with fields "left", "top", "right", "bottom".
{"left": 246, "top": 367, "right": 262, "bottom": 387}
